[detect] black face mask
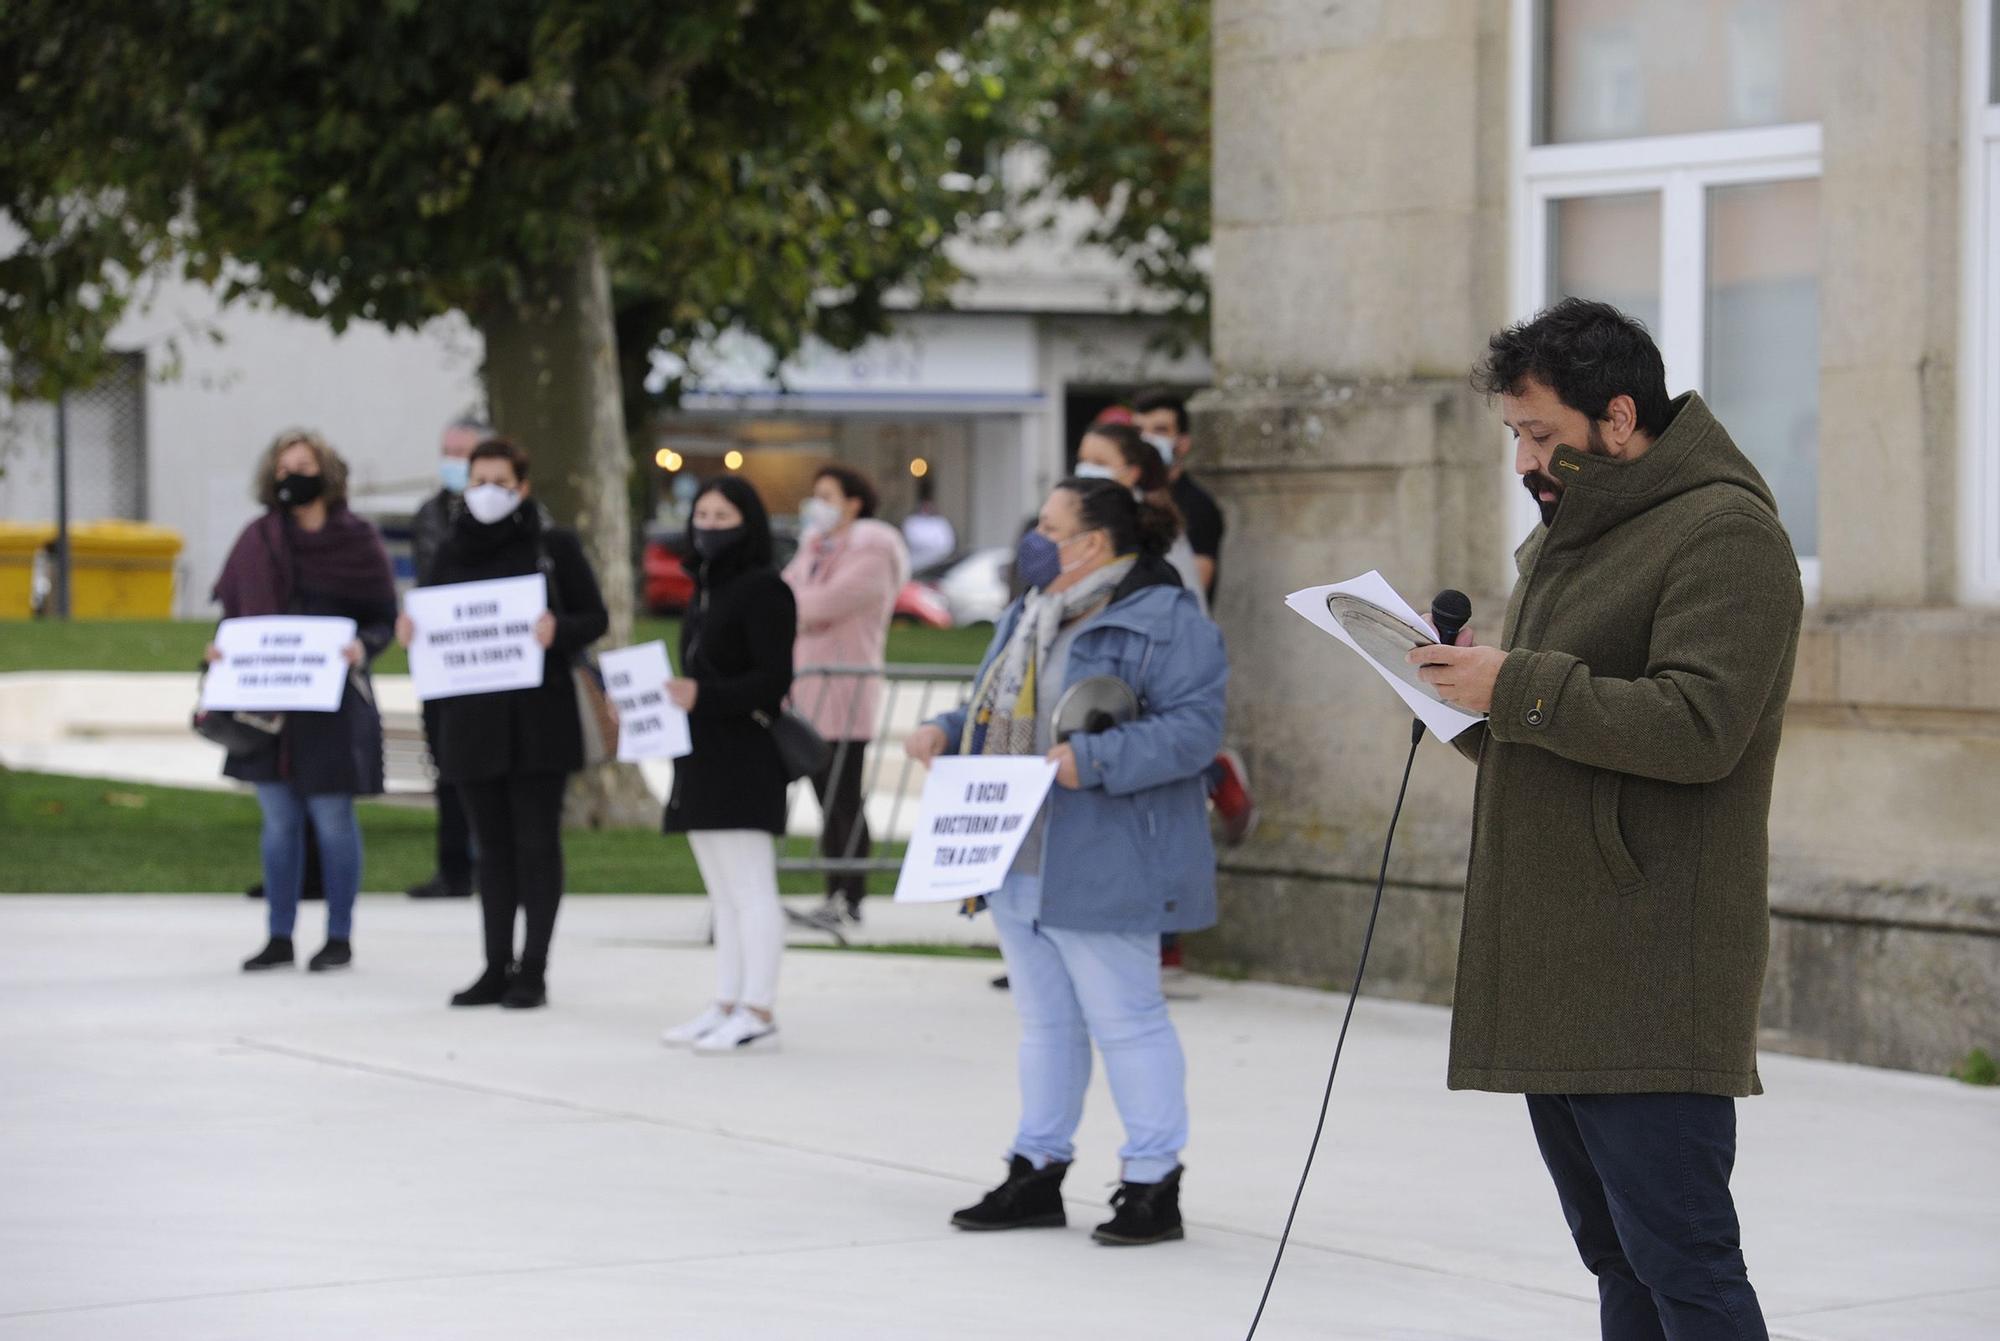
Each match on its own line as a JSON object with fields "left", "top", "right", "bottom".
{"left": 691, "top": 525, "right": 745, "bottom": 560}
{"left": 274, "top": 473, "right": 327, "bottom": 509}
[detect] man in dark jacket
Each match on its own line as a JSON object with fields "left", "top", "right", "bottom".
{"left": 406, "top": 418, "right": 486, "bottom": 900}
{"left": 1410, "top": 300, "right": 1801, "bottom": 1341}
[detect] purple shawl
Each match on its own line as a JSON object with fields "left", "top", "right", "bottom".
{"left": 213, "top": 506, "right": 396, "bottom": 618}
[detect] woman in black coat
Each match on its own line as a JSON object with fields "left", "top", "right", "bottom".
{"left": 211, "top": 429, "right": 397, "bottom": 975}
{"left": 658, "top": 476, "right": 798, "bottom": 1054}
{"left": 398, "top": 437, "right": 608, "bottom": 1010}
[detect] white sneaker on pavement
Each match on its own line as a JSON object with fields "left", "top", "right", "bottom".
{"left": 661, "top": 1004, "right": 733, "bottom": 1048}
{"left": 694, "top": 1010, "right": 779, "bottom": 1055}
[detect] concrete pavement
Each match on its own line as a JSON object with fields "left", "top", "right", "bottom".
{"left": 2, "top": 894, "right": 1995, "bottom": 1340}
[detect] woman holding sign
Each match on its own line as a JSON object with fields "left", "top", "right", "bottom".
{"left": 398, "top": 437, "right": 609, "bottom": 1011}
{"left": 905, "top": 477, "right": 1227, "bottom": 1246}
{"left": 659, "top": 476, "right": 798, "bottom": 1055}
{"left": 212, "top": 429, "right": 397, "bottom": 974}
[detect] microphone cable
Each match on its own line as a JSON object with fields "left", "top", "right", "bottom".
{"left": 1243, "top": 715, "right": 1426, "bottom": 1341}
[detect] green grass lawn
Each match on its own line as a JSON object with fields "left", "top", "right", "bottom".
{"left": 0, "top": 618, "right": 992, "bottom": 675}
{"left": 0, "top": 769, "right": 905, "bottom": 896}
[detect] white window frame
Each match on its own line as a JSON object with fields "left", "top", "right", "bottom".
{"left": 1506, "top": 0, "right": 1822, "bottom": 597}
{"left": 1960, "top": 0, "right": 2000, "bottom": 603}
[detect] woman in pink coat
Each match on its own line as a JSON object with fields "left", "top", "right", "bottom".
{"left": 781, "top": 466, "right": 911, "bottom": 926}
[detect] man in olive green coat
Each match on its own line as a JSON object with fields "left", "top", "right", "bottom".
{"left": 1411, "top": 299, "right": 1801, "bottom": 1341}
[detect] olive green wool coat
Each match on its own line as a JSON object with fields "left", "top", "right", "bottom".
{"left": 1450, "top": 392, "right": 1802, "bottom": 1098}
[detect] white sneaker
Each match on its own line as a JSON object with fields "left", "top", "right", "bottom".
{"left": 661, "top": 1004, "right": 732, "bottom": 1048}
{"left": 693, "top": 1010, "right": 779, "bottom": 1055}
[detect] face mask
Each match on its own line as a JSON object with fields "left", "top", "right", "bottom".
{"left": 1142, "top": 433, "right": 1177, "bottom": 467}
{"left": 463, "top": 482, "right": 523, "bottom": 524}
{"left": 692, "top": 524, "right": 745, "bottom": 560}
{"left": 800, "top": 498, "right": 843, "bottom": 534}
{"left": 1072, "top": 462, "right": 1119, "bottom": 482}
{"left": 273, "top": 473, "right": 326, "bottom": 509}
{"left": 438, "top": 457, "right": 470, "bottom": 493}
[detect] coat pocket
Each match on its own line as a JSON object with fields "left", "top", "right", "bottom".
{"left": 1591, "top": 771, "right": 1648, "bottom": 897}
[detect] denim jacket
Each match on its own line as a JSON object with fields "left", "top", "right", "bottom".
{"left": 929, "top": 563, "right": 1228, "bottom": 934}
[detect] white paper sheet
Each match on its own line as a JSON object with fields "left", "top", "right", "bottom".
{"left": 599, "top": 641, "right": 693, "bottom": 762}
{"left": 1285, "top": 570, "right": 1486, "bottom": 742}
{"left": 404, "top": 574, "right": 548, "bottom": 701}
{"left": 893, "top": 757, "right": 1061, "bottom": 904}
{"left": 200, "top": 616, "right": 357, "bottom": 712}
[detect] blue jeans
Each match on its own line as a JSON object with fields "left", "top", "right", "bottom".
{"left": 255, "top": 784, "right": 362, "bottom": 941}
{"left": 1528, "top": 1093, "right": 1767, "bottom": 1341}
{"left": 988, "top": 874, "right": 1187, "bottom": 1183}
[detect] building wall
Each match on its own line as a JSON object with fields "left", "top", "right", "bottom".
{"left": 1198, "top": 0, "right": 2000, "bottom": 1077}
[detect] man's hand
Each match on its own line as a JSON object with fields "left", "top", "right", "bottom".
{"left": 1047, "top": 742, "right": 1081, "bottom": 790}
{"left": 1407, "top": 628, "right": 1505, "bottom": 715}
{"left": 905, "top": 723, "right": 948, "bottom": 764}
{"left": 533, "top": 611, "right": 557, "bottom": 648}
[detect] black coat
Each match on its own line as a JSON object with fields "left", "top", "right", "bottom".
{"left": 662, "top": 554, "right": 797, "bottom": 835}
{"left": 223, "top": 584, "right": 397, "bottom": 796}
{"left": 429, "top": 508, "right": 609, "bottom": 784}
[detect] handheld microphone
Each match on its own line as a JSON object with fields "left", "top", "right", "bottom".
{"left": 1430, "top": 588, "right": 1472, "bottom": 648}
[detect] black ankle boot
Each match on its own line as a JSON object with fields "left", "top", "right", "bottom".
{"left": 242, "top": 937, "right": 295, "bottom": 972}
{"left": 307, "top": 939, "right": 352, "bottom": 972}
{"left": 1092, "top": 1165, "right": 1185, "bottom": 1245}
{"left": 450, "top": 966, "right": 510, "bottom": 1007}
{"left": 501, "top": 967, "right": 547, "bottom": 1010}
{"left": 951, "top": 1155, "right": 1070, "bottom": 1231}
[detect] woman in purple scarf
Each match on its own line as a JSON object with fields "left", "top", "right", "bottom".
{"left": 210, "top": 430, "right": 397, "bottom": 974}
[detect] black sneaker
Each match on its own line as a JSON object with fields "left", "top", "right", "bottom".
{"left": 307, "top": 939, "right": 352, "bottom": 972}
{"left": 407, "top": 874, "right": 473, "bottom": 899}
{"left": 501, "top": 969, "right": 547, "bottom": 1010}
{"left": 450, "top": 967, "right": 510, "bottom": 1007}
{"left": 242, "top": 937, "right": 295, "bottom": 972}
{"left": 1092, "top": 1166, "right": 1185, "bottom": 1246}
{"left": 950, "top": 1155, "right": 1070, "bottom": 1231}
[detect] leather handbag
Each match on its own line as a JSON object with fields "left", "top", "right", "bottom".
{"left": 537, "top": 538, "right": 618, "bottom": 768}
{"left": 754, "top": 707, "right": 832, "bottom": 783}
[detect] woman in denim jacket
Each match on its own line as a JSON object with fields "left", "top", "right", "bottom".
{"left": 906, "top": 477, "right": 1227, "bottom": 1246}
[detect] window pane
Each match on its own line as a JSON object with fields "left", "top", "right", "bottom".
{"left": 1539, "top": 0, "right": 1823, "bottom": 144}
{"left": 1548, "top": 192, "right": 1663, "bottom": 336}
{"left": 1705, "top": 179, "right": 1819, "bottom": 557}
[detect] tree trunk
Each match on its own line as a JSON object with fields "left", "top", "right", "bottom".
{"left": 476, "top": 229, "right": 655, "bottom": 829}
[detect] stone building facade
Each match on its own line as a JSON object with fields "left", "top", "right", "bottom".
{"left": 1194, "top": 0, "right": 2000, "bottom": 1075}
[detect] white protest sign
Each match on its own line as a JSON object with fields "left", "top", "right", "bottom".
{"left": 200, "top": 616, "right": 357, "bottom": 712}
{"left": 893, "top": 756, "right": 1060, "bottom": 904}
{"left": 1285, "top": 569, "right": 1484, "bottom": 742}
{"left": 404, "top": 574, "right": 548, "bottom": 701}
{"left": 599, "top": 640, "right": 692, "bottom": 761}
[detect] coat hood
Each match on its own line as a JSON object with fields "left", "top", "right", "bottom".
{"left": 1540, "top": 392, "right": 1782, "bottom": 555}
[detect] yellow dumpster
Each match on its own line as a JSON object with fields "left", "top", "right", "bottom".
{"left": 66, "top": 521, "right": 183, "bottom": 618}
{"left": 0, "top": 522, "right": 56, "bottom": 619}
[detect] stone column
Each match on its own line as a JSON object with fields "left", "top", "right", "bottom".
{"left": 1192, "top": 0, "right": 1512, "bottom": 1000}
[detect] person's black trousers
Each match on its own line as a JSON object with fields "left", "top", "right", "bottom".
{"left": 810, "top": 740, "right": 871, "bottom": 909}
{"left": 460, "top": 772, "right": 568, "bottom": 976}
{"left": 1527, "top": 1093, "right": 1767, "bottom": 1341}
{"left": 422, "top": 702, "right": 476, "bottom": 887}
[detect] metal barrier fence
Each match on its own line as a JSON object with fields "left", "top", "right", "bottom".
{"left": 778, "top": 662, "right": 978, "bottom": 887}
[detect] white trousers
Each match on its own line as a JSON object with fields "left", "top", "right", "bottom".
{"left": 688, "top": 830, "right": 784, "bottom": 1011}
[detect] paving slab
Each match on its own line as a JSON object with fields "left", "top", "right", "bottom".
{"left": 2, "top": 896, "right": 1994, "bottom": 1340}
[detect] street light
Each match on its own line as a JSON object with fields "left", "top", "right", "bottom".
{"left": 724, "top": 450, "right": 744, "bottom": 471}
{"left": 655, "top": 448, "right": 684, "bottom": 472}
{"left": 909, "top": 457, "right": 929, "bottom": 479}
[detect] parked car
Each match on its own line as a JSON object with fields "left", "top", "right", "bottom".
{"left": 642, "top": 531, "right": 696, "bottom": 615}
{"left": 893, "top": 580, "right": 953, "bottom": 628}
{"left": 927, "top": 547, "right": 1012, "bottom": 627}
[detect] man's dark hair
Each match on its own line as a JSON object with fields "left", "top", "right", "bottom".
{"left": 1472, "top": 298, "right": 1672, "bottom": 439}
{"left": 1131, "top": 387, "right": 1189, "bottom": 435}
{"left": 469, "top": 436, "right": 531, "bottom": 482}
{"left": 814, "top": 464, "right": 879, "bottom": 519}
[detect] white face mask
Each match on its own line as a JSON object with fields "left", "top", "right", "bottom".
{"left": 800, "top": 497, "right": 844, "bottom": 534}
{"left": 1142, "top": 433, "right": 1177, "bottom": 466}
{"left": 463, "top": 482, "right": 523, "bottom": 524}
{"left": 1073, "top": 461, "right": 1120, "bottom": 482}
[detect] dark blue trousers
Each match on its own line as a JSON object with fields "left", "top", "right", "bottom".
{"left": 1527, "top": 1094, "right": 1768, "bottom": 1341}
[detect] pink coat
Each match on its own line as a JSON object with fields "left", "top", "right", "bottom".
{"left": 781, "top": 518, "right": 910, "bottom": 742}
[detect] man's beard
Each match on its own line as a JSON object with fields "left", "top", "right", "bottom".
{"left": 1521, "top": 422, "right": 1608, "bottom": 527}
